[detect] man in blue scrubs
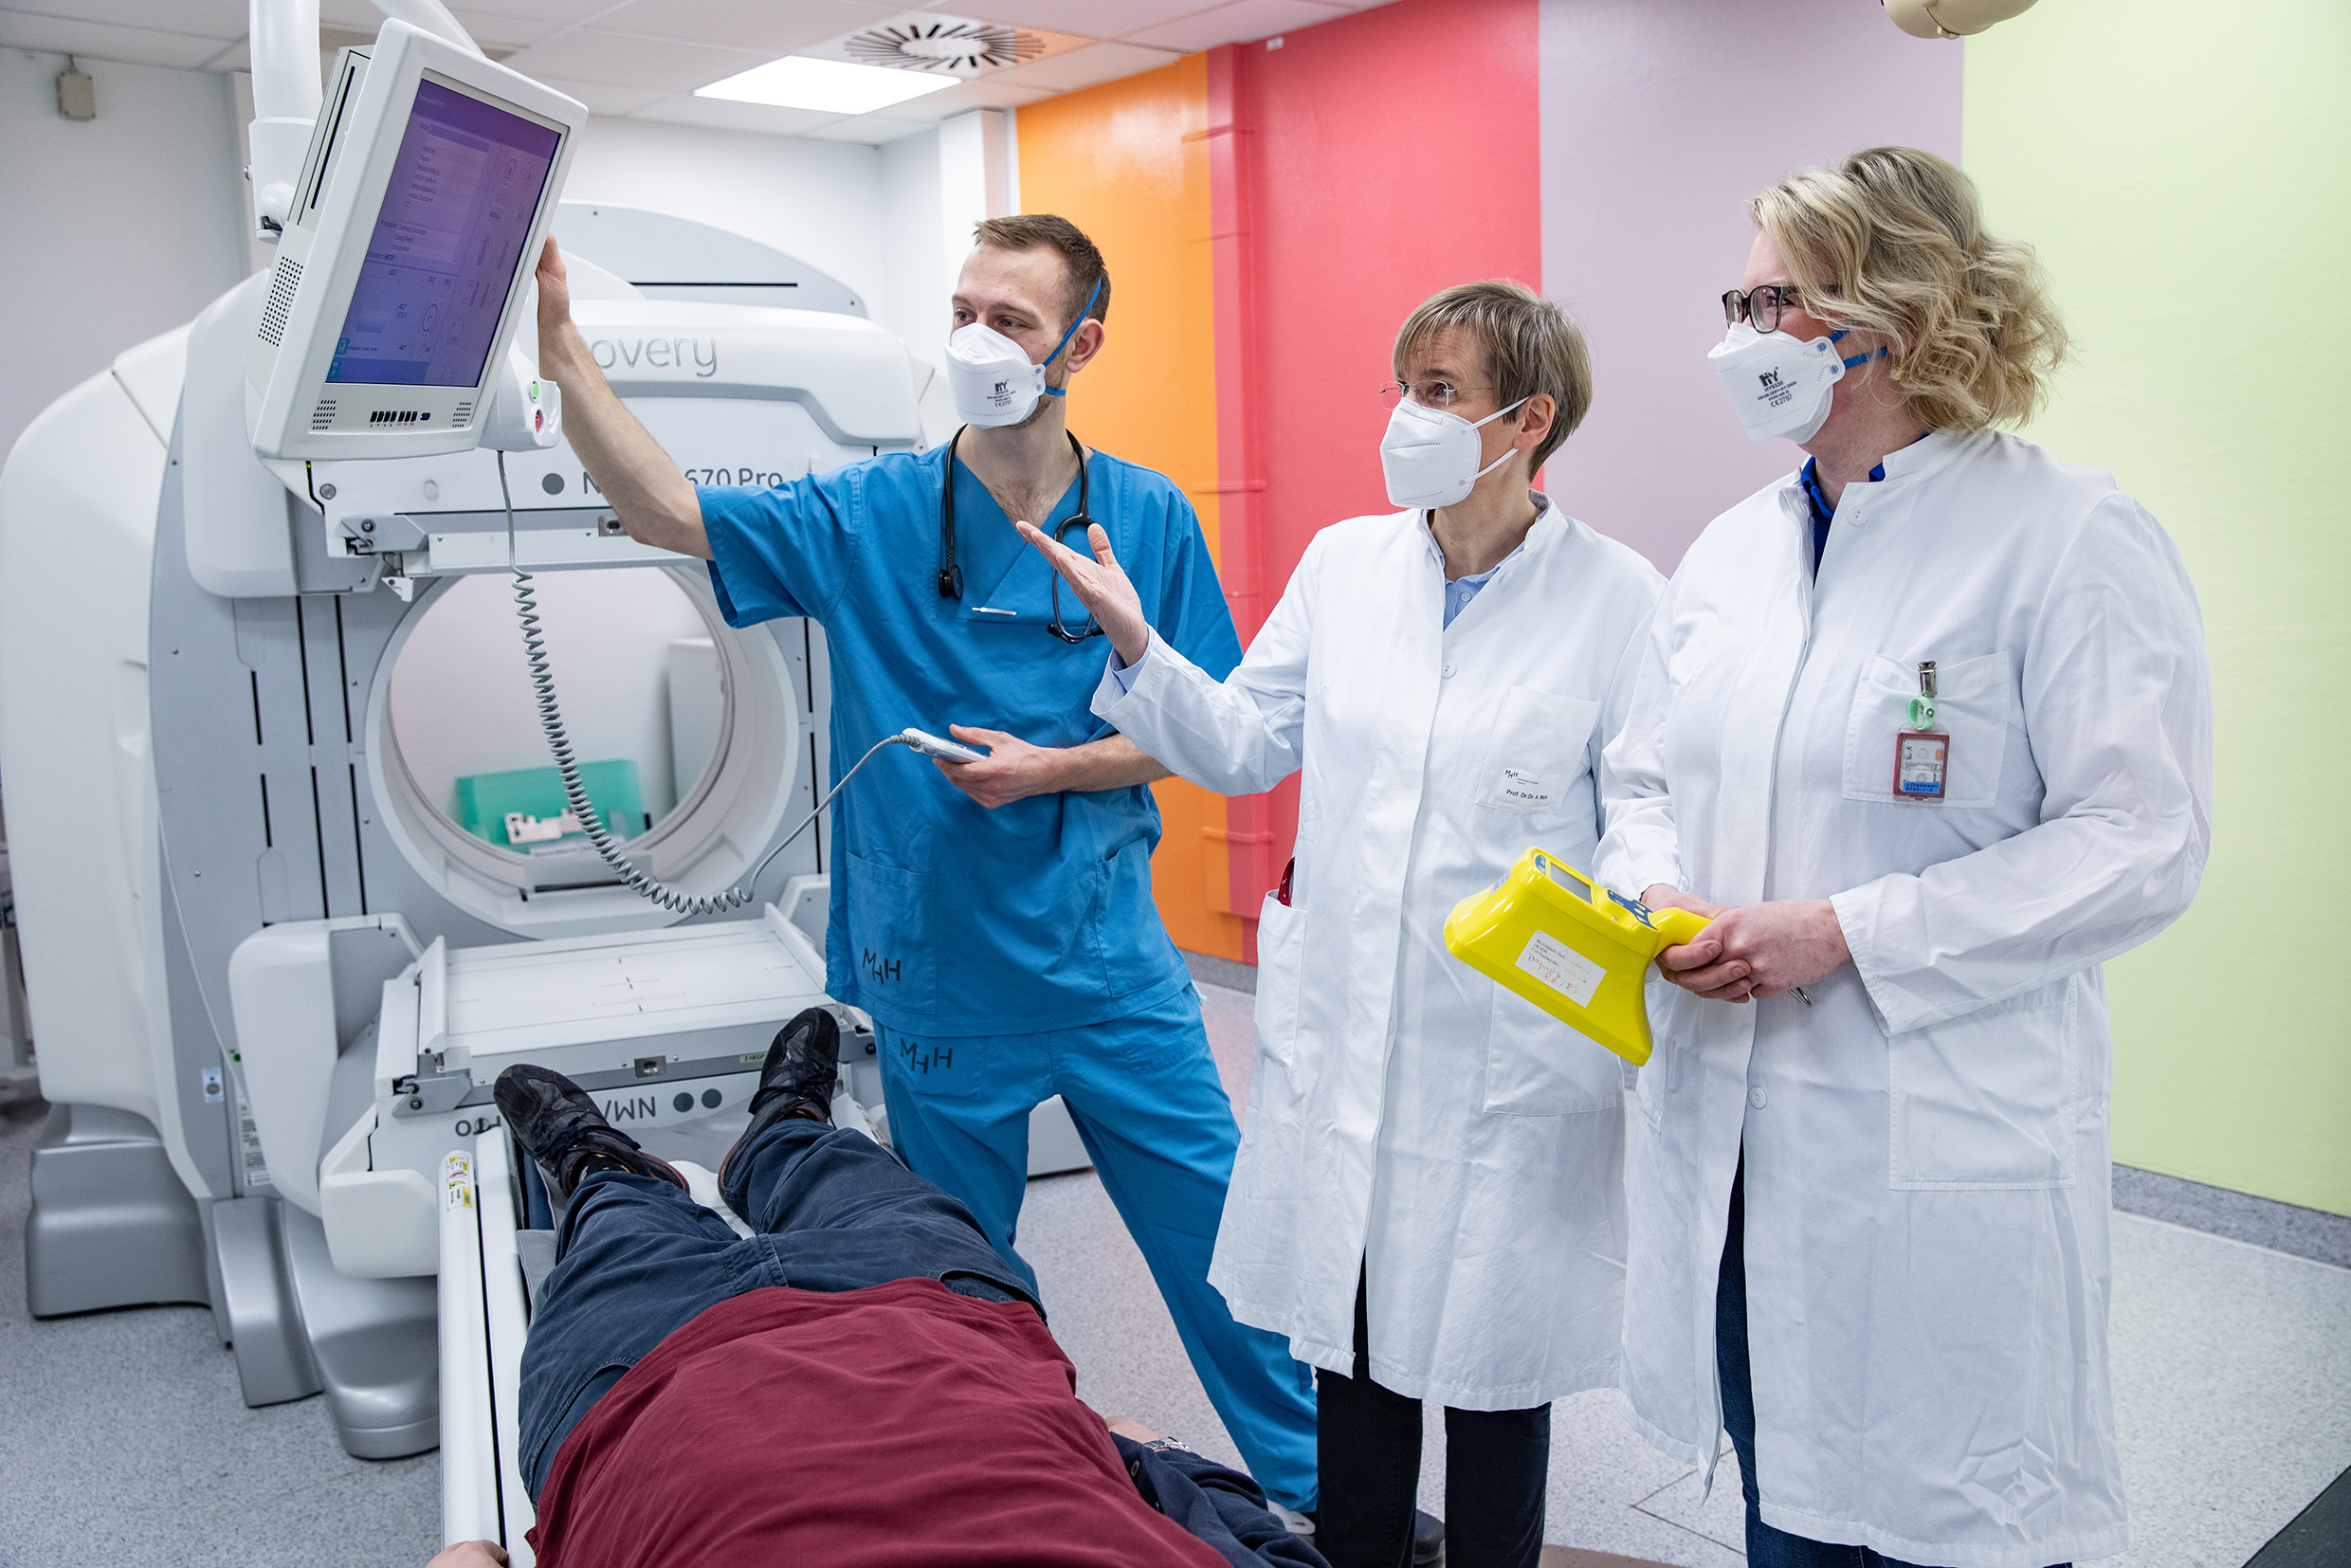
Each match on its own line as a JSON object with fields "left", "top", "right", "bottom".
{"left": 531, "top": 217, "right": 1318, "bottom": 1515}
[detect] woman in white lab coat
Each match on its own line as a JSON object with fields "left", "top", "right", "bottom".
{"left": 1022, "top": 282, "right": 1663, "bottom": 1568}
{"left": 1598, "top": 148, "right": 2212, "bottom": 1568}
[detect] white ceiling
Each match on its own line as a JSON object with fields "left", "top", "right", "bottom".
{"left": 0, "top": 0, "right": 1400, "bottom": 143}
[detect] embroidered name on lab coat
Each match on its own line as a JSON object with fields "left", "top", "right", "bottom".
{"left": 1496, "top": 767, "right": 1552, "bottom": 809}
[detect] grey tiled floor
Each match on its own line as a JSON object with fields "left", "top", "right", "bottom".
{"left": 5, "top": 981, "right": 2346, "bottom": 1565}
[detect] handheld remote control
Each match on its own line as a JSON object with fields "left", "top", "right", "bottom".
{"left": 902, "top": 727, "right": 989, "bottom": 765}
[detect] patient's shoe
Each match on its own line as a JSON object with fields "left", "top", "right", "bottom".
{"left": 495, "top": 1063, "right": 688, "bottom": 1201}
{"left": 720, "top": 1008, "right": 841, "bottom": 1188}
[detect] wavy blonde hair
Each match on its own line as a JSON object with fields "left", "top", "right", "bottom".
{"left": 1753, "top": 146, "right": 2067, "bottom": 430}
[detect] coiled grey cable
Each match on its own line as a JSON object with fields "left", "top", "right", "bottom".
{"left": 500, "top": 450, "right": 906, "bottom": 915}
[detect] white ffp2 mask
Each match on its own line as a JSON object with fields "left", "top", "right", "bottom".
{"left": 1379, "top": 394, "right": 1528, "bottom": 510}
{"left": 945, "top": 322, "right": 1056, "bottom": 428}
{"left": 1706, "top": 321, "right": 1886, "bottom": 444}
{"left": 943, "top": 278, "right": 1103, "bottom": 429}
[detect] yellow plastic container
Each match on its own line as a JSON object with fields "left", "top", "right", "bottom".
{"left": 1442, "top": 848, "right": 1711, "bottom": 1066}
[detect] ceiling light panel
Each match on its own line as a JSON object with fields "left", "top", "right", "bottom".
{"left": 697, "top": 55, "right": 961, "bottom": 114}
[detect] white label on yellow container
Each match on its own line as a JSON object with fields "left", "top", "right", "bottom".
{"left": 1517, "top": 930, "right": 1604, "bottom": 1008}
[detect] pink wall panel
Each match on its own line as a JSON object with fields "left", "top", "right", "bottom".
{"left": 1534, "top": 0, "right": 1963, "bottom": 572}
{"left": 1210, "top": 0, "right": 1544, "bottom": 947}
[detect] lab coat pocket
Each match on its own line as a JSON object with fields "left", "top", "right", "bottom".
{"left": 1886, "top": 985, "right": 2076, "bottom": 1189}
{"left": 1484, "top": 984, "right": 1623, "bottom": 1117}
{"left": 1842, "top": 651, "right": 2014, "bottom": 808}
{"left": 1251, "top": 892, "right": 1305, "bottom": 1075}
{"left": 1476, "top": 686, "right": 1600, "bottom": 816}
{"left": 844, "top": 849, "right": 935, "bottom": 1016}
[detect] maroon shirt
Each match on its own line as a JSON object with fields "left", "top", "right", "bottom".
{"left": 528, "top": 1279, "right": 1228, "bottom": 1568}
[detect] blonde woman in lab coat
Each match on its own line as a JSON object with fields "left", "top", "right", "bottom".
{"left": 1598, "top": 147, "right": 2212, "bottom": 1568}
{"left": 1021, "top": 282, "right": 1663, "bottom": 1568}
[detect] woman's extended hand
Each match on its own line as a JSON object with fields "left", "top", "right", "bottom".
{"left": 1647, "top": 886, "right": 1850, "bottom": 1004}
{"left": 1016, "top": 520, "right": 1152, "bottom": 669}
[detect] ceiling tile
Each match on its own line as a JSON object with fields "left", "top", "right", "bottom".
{"left": 443, "top": 9, "right": 576, "bottom": 46}
{"left": 0, "top": 11, "right": 229, "bottom": 66}
{"left": 954, "top": 1, "right": 1212, "bottom": 37}
{"left": 1121, "top": 0, "right": 1346, "bottom": 51}
{"left": 625, "top": 94, "right": 847, "bottom": 137}
{"left": 315, "top": 0, "right": 393, "bottom": 29}
{"left": 1, "top": 0, "right": 245, "bottom": 37}
{"left": 896, "top": 74, "right": 1056, "bottom": 114}
{"left": 308, "top": 0, "right": 605, "bottom": 40}
{"left": 500, "top": 27, "right": 772, "bottom": 90}
{"left": 383, "top": 0, "right": 628, "bottom": 21}
{"left": 524, "top": 72, "right": 669, "bottom": 115}
{"left": 799, "top": 113, "right": 936, "bottom": 145}
{"left": 593, "top": 0, "right": 886, "bottom": 53}
{"left": 981, "top": 38, "right": 1178, "bottom": 90}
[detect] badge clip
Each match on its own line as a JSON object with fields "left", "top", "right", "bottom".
{"left": 1895, "top": 661, "right": 1949, "bottom": 801}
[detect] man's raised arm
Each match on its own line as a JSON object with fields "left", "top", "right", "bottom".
{"left": 534, "top": 238, "right": 712, "bottom": 561}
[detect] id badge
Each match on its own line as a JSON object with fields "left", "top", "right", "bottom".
{"left": 1893, "top": 731, "right": 1950, "bottom": 801}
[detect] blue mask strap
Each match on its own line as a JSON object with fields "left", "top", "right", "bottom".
{"left": 1038, "top": 276, "right": 1105, "bottom": 399}
{"left": 1828, "top": 328, "right": 1889, "bottom": 371}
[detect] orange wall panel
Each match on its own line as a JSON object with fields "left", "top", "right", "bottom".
{"left": 1017, "top": 57, "right": 1245, "bottom": 961}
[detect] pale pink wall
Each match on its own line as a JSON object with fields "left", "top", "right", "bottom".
{"left": 1536, "top": 0, "right": 1963, "bottom": 572}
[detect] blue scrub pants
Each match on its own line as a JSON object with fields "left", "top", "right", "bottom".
{"left": 875, "top": 982, "right": 1321, "bottom": 1512}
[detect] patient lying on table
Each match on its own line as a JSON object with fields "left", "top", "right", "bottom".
{"left": 428, "top": 1009, "right": 1323, "bottom": 1568}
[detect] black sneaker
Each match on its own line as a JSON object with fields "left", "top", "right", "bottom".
{"left": 720, "top": 1008, "right": 841, "bottom": 1190}
{"left": 495, "top": 1063, "right": 687, "bottom": 1203}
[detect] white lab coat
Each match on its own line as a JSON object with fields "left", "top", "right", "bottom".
{"left": 1095, "top": 501, "right": 1664, "bottom": 1409}
{"left": 1595, "top": 430, "right": 2211, "bottom": 1567}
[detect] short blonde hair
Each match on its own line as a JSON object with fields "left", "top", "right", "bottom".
{"left": 1753, "top": 146, "right": 2067, "bottom": 430}
{"left": 1393, "top": 281, "right": 1593, "bottom": 472}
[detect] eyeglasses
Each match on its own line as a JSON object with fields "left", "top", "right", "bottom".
{"left": 1722, "top": 284, "right": 1807, "bottom": 334}
{"left": 1378, "top": 379, "right": 1494, "bottom": 410}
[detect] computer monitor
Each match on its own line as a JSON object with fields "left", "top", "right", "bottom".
{"left": 246, "top": 21, "right": 585, "bottom": 460}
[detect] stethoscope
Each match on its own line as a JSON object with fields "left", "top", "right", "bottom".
{"left": 937, "top": 425, "right": 1103, "bottom": 645}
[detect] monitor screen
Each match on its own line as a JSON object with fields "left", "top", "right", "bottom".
{"left": 326, "top": 75, "right": 560, "bottom": 388}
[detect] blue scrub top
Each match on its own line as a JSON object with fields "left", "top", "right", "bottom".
{"left": 699, "top": 443, "right": 1243, "bottom": 1038}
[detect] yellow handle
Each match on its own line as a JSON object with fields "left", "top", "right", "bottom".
{"left": 1650, "top": 905, "right": 1711, "bottom": 950}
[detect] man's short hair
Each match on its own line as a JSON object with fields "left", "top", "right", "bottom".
{"left": 1393, "top": 281, "right": 1593, "bottom": 474}
{"left": 973, "top": 214, "right": 1111, "bottom": 336}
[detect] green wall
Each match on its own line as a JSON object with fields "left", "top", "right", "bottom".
{"left": 1964, "top": 1, "right": 2351, "bottom": 1216}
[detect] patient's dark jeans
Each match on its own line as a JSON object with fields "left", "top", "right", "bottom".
{"left": 518, "top": 1117, "right": 1036, "bottom": 1500}
{"left": 1716, "top": 1162, "right": 2069, "bottom": 1568}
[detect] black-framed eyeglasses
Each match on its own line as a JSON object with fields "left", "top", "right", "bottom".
{"left": 1377, "top": 379, "right": 1495, "bottom": 410}
{"left": 1722, "top": 283, "right": 1806, "bottom": 334}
